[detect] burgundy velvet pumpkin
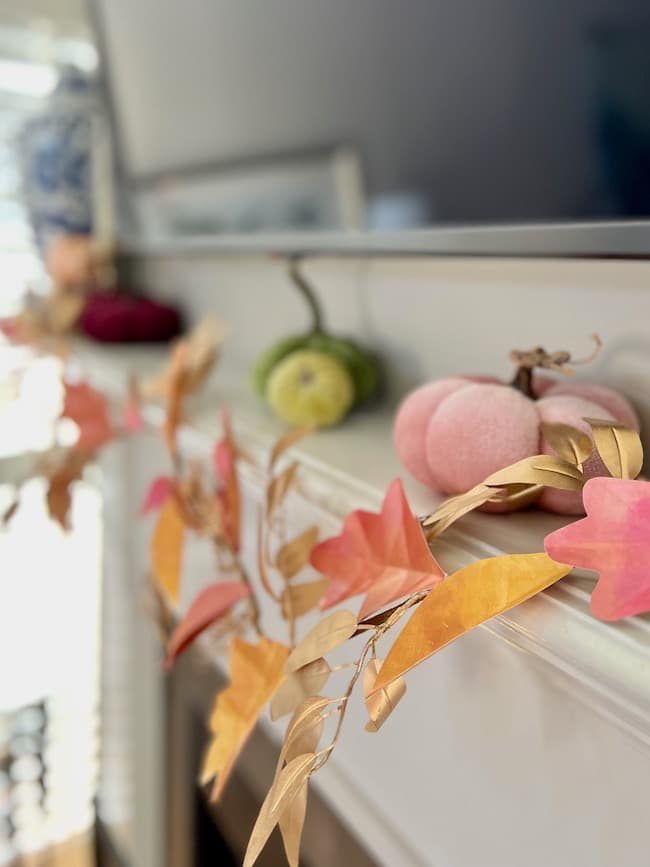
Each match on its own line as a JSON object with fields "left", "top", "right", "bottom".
{"left": 80, "top": 292, "right": 182, "bottom": 343}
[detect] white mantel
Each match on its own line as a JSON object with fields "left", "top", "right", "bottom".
{"left": 83, "top": 296, "right": 650, "bottom": 867}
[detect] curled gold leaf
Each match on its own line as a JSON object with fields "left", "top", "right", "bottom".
{"left": 422, "top": 484, "right": 496, "bottom": 536}
{"left": 269, "top": 426, "right": 313, "bottom": 470}
{"left": 279, "top": 783, "right": 307, "bottom": 867}
{"left": 363, "top": 659, "right": 406, "bottom": 733}
{"left": 243, "top": 753, "right": 316, "bottom": 867}
{"left": 267, "top": 462, "right": 299, "bottom": 518}
{"left": 281, "top": 696, "right": 328, "bottom": 765}
{"left": 540, "top": 422, "right": 593, "bottom": 467}
{"left": 270, "top": 659, "right": 331, "bottom": 721}
{"left": 281, "top": 578, "right": 328, "bottom": 619}
{"left": 484, "top": 454, "right": 585, "bottom": 491}
{"left": 276, "top": 526, "right": 320, "bottom": 581}
{"left": 584, "top": 418, "right": 643, "bottom": 480}
{"left": 285, "top": 610, "right": 358, "bottom": 673}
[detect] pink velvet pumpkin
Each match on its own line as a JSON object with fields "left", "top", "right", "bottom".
{"left": 394, "top": 369, "right": 639, "bottom": 515}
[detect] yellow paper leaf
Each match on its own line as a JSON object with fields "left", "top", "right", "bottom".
{"left": 540, "top": 422, "right": 593, "bottom": 467}
{"left": 276, "top": 526, "right": 320, "bottom": 581}
{"left": 281, "top": 578, "right": 328, "bottom": 619}
{"left": 151, "top": 497, "right": 185, "bottom": 605}
{"left": 584, "top": 418, "right": 643, "bottom": 480}
{"left": 267, "top": 462, "right": 298, "bottom": 518}
{"left": 201, "top": 637, "right": 289, "bottom": 801}
{"left": 363, "top": 659, "right": 406, "bottom": 733}
{"left": 373, "top": 554, "right": 572, "bottom": 693}
{"left": 484, "top": 454, "right": 585, "bottom": 491}
{"left": 243, "top": 753, "right": 315, "bottom": 867}
{"left": 285, "top": 610, "right": 358, "bottom": 674}
{"left": 269, "top": 426, "right": 313, "bottom": 471}
{"left": 270, "top": 659, "right": 331, "bottom": 721}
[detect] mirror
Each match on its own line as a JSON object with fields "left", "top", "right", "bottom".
{"left": 91, "top": 1, "right": 650, "bottom": 253}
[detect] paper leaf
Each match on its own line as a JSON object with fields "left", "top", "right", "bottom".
{"left": 280, "top": 696, "right": 328, "bottom": 764}
{"left": 540, "top": 422, "right": 593, "bottom": 466}
{"left": 269, "top": 426, "right": 313, "bottom": 471}
{"left": 279, "top": 782, "right": 307, "bottom": 867}
{"left": 545, "top": 477, "right": 650, "bottom": 620}
{"left": 161, "top": 342, "right": 187, "bottom": 454}
{"left": 484, "top": 454, "right": 585, "bottom": 491}
{"left": 46, "top": 451, "right": 88, "bottom": 530}
{"left": 363, "top": 659, "right": 406, "bottom": 732}
{"left": 164, "top": 581, "right": 251, "bottom": 669}
{"left": 141, "top": 476, "right": 174, "bottom": 515}
{"left": 422, "top": 484, "right": 496, "bottom": 536}
{"left": 584, "top": 418, "right": 643, "bottom": 480}
{"left": 311, "top": 478, "right": 445, "bottom": 619}
{"left": 270, "top": 659, "right": 331, "bottom": 721}
{"left": 201, "top": 637, "right": 289, "bottom": 801}
{"left": 373, "top": 554, "right": 572, "bottom": 692}
{"left": 281, "top": 578, "right": 328, "bottom": 619}
{"left": 213, "top": 410, "right": 240, "bottom": 551}
{"left": 151, "top": 497, "right": 185, "bottom": 605}
{"left": 267, "top": 462, "right": 298, "bottom": 518}
{"left": 285, "top": 610, "right": 358, "bottom": 673}
{"left": 62, "top": 381, "right": 114, "bottom": 451}
{"left": 243, "top": 753, "right": 315, "bottom": 867}
{"left": 276, "top": 526, "right": 319, "bottom": 581}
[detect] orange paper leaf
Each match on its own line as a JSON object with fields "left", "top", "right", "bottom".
{"left": 151, "top": 497, "right": 185, "bottom": 605}
{"left": 201, "top": 637, "right": 289, "bottom": 801}
{"left": 62, "top": 381, "right": 114, "bottom": 451}
{"left": 373, "top": 554, "right": 572, "bottom": 693}
{"left": 213, "top": 409, "right": 240, "bottom": 551}
{"left": 310, "top": 478, "right": 446, "bottom": 619}
{"left": 164, "top": 581, "right": 251, "bottom": 669}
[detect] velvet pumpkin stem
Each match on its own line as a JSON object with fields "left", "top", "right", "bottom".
{"left": 289, "top": 256, "right": 325, "bottom": 335}
{"left": 509, "top": 334, "right": 602, "bottom": 399}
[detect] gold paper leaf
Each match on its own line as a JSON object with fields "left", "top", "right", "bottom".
{"left": 584, "top": 418, "right": 643, "bottom": 480}
{"left": 422, "top": 484, "right": 496, "bottom": 536}
{"left": 201, "top": 637, "right": 289, "bottom": 801}
{"left": 540, "top": 422, "right": 593, "bottom": 467}
{"left": 269, "top": 426, "right": 313, "bottom": 470}
{"left": 270, "top": 659, "right": 331, "bottom": 721}
{"left": 151, "top": 497, "right": 185, "bottom": 605}
{"left": 267, "top": 462, "right": 298, "bottom": 518}
{"left": 285, "top": 610, "right": 358, "bottom": 674}
{"left": 363, "top": 659, "right": 406, "bottom": 733}
{"left": 276, "top": 526, "right": 320, "bottom": 581}
{"left": 484, "top": 454, "right": 584, "bottom": 491}
{"left": 281, "top": 578, "right": 328, "bottom": 619}
{"left": 279, "top": 783, "right": 307, "bottom": 867}
{"left": 243, "top": 753, "right": 316, "bottom": 867}
{"left": 373, "top": 554, "right": 573, "bottom": 693}
{"left": 281, "top": 696, "right": 327, "bottom": 764}
{"left": 257, "top": 512, "right": 276, "bottom": 598}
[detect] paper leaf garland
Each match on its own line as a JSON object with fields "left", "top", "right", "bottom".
{"left": 62, "top": 381, "right": 114, "bottom": 451}
{"left": 270, "top": 658, "right": 331, "bottom": 721}
{"left": 151, "top": 497, "right": 185, "bottom": 605}
{"left": 164, "top": 581, "right": 251, "bottom": 669}
{"left": 281, "top": 579, "right": 328, "bottom": 619}
{"left": 276, "top": 526, "right": 320, "bottom": 581}
{"left": 268, "top": 426, "right": 313, "bottom": 470}
{"left": 545, "top": 477, "right": 650, "bottom": 620}
{"left": 141, "top": 476, "right": 174, "bottom": 515}
{"left": 285, "top": 610, "right": 358, "bottom": 673}
{"left": 201, "top": 637, "right": 289, "bottom": 801}
{"left": 483, "top": 454, "right": 585, "bottom": 491}
{"left": 540, "top": 422, "right": 593, "bottom": 467}
{"left": 311, "top": 478, "right": 445, "bottom": 619}
{"left": 373, "top": 554, "right": 572, "bottom": 692}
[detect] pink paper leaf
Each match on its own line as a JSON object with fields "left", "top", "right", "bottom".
{"left": 164, "top": 581, "right": 250, "bottom": 669}
{"left": 310, "top": 478, "right": 446, "bottom": 619}
{"left": 141, "top": 476, "right": 174, "bottom": 515}
{"left": 545, "top": 476, "right": 650, "bottom": 620}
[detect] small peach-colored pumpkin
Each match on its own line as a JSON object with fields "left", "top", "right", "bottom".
{"left": 394, "top": 360, "right": 639, "bottom": 515}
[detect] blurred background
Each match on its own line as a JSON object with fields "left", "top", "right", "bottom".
{"left": 0, "top": 3, "right": 649, "bottom": 867}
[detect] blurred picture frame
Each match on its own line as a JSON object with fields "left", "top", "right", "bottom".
{"left": 132, "top": 146, "right": 365, "bottom": 242}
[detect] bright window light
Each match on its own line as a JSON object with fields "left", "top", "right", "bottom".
{"left": 0, "top": 59, "right": 57, "bottom": 97}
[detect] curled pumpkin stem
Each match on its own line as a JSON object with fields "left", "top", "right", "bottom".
{"left": 509, "top": 334, "right": 601, "bottom": 399}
